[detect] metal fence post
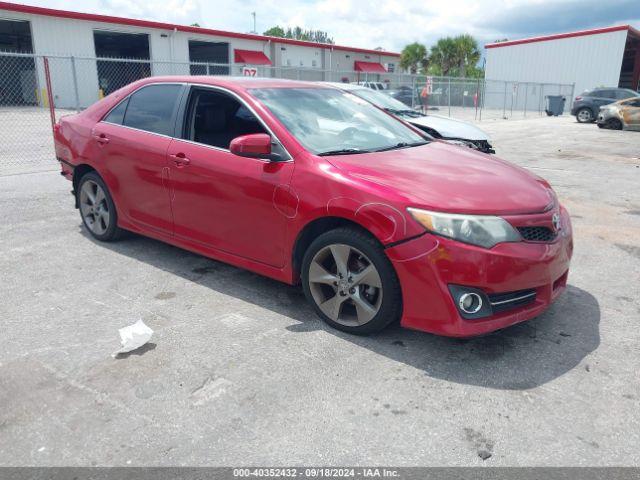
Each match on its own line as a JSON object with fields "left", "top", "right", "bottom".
{"left": 43, "top": 56, "right": 56, "bottom": 133}
{"left": 479, "top": 79, "right": 486, "bottom": 121}
{"left": 474, "top": 75, "right": 480, "bottom": 121}
{"left": 502, "top": 81, "right": 507, "bottom": 119}
{"left": 569, "top": 82, "right": 576, "bottom": 112}
{"left": 448, "top": 77, "right": 451, "bottom": 117}
{"left": 411, "top": 75, "right": 416, "bottom": 109}
{"left": 70, "top": 56, "right": 81, "bottom": 112}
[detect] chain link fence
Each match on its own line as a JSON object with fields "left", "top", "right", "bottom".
{"left": 0, "top": 52, "right": 575, "bottom": 175}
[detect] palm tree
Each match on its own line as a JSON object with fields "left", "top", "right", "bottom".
{"left": 429, "top": 37, "right": 457, "bottom": 76}
{"left": 399, "top": 42, "right": 428, "bottom": 74}
{"left": 453, "top": 34, "right": 480, "bottom": 78}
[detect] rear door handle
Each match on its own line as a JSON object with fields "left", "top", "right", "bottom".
{"left": 169, "top": 152, "right": 190, "bottom": 167}
{"left": 92, "top": 133, "right": 110, "bottom": 144}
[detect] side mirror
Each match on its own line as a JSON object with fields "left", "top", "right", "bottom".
{"left": 229, "top": 133, "right": 281, "bottom": 161}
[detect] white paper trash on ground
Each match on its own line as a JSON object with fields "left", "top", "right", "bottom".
{"left": 112, "top": 319, "right": 154, "bottom": 357}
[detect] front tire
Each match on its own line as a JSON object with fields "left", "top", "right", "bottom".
{"left": 576, "top": 108, "right": 594, "bottom": 123}
{"left": 77, "top": 172, "right": 123, "bottom": 242}
{"left": 301, "top": 227, "right": 402, "bottom": 335}
{"left": 606, "top": 118, "right": 623, "bottom": 130}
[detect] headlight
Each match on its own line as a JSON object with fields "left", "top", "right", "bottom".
{"left": 407, "top": 208, "right": 521, "bottom": 248}
{"left": 445, "top": 139, "right": 478, "bottom": 150}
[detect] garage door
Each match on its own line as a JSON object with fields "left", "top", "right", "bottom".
{"left": 94, "top": 30, "right": 151, "bottom": 96}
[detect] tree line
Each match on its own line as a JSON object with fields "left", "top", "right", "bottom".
{"left": 263, "top": 26, "right": 334, "bottom": 44}
{"left": 261, "top": 25, "right": 482, "bottom": 78}
{"left": 400, "top": 35, "right": 482, "bottom": 78}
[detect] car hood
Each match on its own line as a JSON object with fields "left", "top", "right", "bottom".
{"left": 324, "top": 142, "right": 553, "bottom": 215}
{"left": 404, "top": 114, "right": 490, "bottom": 141}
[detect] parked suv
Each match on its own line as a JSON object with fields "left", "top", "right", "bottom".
{"left": 571, "top": 88, "right": 639, "bottom": 123}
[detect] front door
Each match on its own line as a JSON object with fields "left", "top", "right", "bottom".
{"left": 167, "top": 86, "right": 294, "bottom": 267}
{"left": 622, "top": 98, "right": 640, "bottom": 130}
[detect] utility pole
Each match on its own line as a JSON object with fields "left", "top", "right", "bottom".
{"left": 251, "top": 12, "right": 256, "bottom": 33}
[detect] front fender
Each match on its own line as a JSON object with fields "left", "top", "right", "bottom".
{"left": 326, "top": 196, "right": 420, "bottom": 244}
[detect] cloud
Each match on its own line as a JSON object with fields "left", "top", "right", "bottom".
{"left": 480, "top": 0, "right": 640, "bottom": 37}
{"left": 13, "top": 0, "right": 640, "bottom": 53}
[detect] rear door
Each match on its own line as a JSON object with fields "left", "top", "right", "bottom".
{"left": 91, "top": 83, "right": 184, "bottom": 234}
{"left": 592, "top": 89, "right": 617, "bottom": 108}
{"left": 166, "top": 86, "right": 294, "bottom": 267}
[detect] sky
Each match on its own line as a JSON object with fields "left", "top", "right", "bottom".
{"left": 15, "top": 0, "right": 640, "bottom": 52}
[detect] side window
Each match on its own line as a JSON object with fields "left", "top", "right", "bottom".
{"left": 601, "top": 90, "right": 617, "bottom": 99}
{"left": 123, "top": 84, "right": 182, "bottom": 136}
{"left": 590, "top": 90, "right": 604, "bottom": 98}
{"left": 104, "top": 98, "right": 129, "bottom": 125}
{"left": 628, "top": 99, "right": 640, "bottom": 108}
{"left": 617, "top": 90, "right": 635, "bottom": 100}
{"left": 184, "top": 88, "right": 267, "bottom": 150}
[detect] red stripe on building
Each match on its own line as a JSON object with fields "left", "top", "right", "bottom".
{"left": 485, "top": 25, "right": 634, "bottom": 49}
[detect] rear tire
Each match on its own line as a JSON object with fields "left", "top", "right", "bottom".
{"left": 301, "top": 227, "right": 402, "bottom": 335}
{"left": 77, "top": 172, "right": 123, "bottom": 242}
{"left": 576, "top": 108, "right": 594, "bottom": 123}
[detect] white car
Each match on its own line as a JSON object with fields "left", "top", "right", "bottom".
{"left": 325, "top": 82, "right": 495, "bottom": 154}
{"left": 352, "top": 81, "right": 387, "bottom": 91}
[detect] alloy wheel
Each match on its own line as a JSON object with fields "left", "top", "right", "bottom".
{"left": 79, "top": 180, "right": 110, "bottom": 235}
{"left": 577, "top": 109, "right": 592, "bottom": 122}
{"left": 307, "top": 243, "right": 383, "bottom": 327}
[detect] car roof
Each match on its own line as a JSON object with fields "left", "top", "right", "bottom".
{"left": 134, "top": 76, "right": 334, "bottom": 91}
{"left": 586, "top": 87, "right": 637, "bottom": 93}
{"left": 318, "top": 82, "right": 364, "bottom": 91}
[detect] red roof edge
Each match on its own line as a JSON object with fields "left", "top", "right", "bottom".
{"left": 0, "top": 1, "right": 401, "bottom": 57}
{"left": 485, "top": 25, "right": 632, "bottom": 49}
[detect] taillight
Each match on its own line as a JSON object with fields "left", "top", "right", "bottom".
{"left": 575, "top": 96, "right": 582, "bottom": 101}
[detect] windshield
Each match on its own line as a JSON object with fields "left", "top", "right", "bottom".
{"left": 250, "top": 87, "right": 427, "bottom": 155}
{"left": 351, "top": 87, "right": 413, "bottom": 112}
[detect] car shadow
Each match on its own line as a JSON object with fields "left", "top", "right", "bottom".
{"left": 82, "top": 228, "right": 600, "bottom": 390}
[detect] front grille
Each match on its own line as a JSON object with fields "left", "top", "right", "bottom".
{"left": 517, "top": 226, "right": 556, "bottom": 242}
{"left": 488, "top": 289, "right": 537, "bottom": 313}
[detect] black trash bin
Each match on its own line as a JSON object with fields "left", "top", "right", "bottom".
{"left": 545, "top": 95, "right": 566, "bottom": 116}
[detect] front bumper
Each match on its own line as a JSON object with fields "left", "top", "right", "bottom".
{"left": 386, "top": 207, "right": 573, "bottom": 337}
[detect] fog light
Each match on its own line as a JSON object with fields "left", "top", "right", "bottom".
{"left": 459, "top": 292, "right": 483, "bottom": 314}
{"left": 448, "top": 285, "right": 492, "bottom": 320}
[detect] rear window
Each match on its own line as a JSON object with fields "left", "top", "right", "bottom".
{"left": 123, "top": 84, "right": 182, "bottom": 136}
{"left": 104, "top": 98, "right": 129, "bottom": 125}
{"left": 616, "top": 89, "right": 638, "bottom": 100}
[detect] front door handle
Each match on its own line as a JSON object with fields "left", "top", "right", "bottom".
{"left": 92, "top": 133, "right": 109, "bottom": 144}
{"left": 170, "top": 152, "right": 190, "bottom": 167}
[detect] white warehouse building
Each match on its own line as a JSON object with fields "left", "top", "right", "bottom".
{"left": 485, "top": 25, "right": 640, "bottom": 107}
{"left": 0, "top": 1, "right": 400, "bottom": 108}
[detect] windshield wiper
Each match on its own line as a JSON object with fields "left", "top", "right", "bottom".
{"left": 317, "top": 148, "right": 370, "bottom": 156}
{"left": 372, "top": 141, "right": 429, "bottom": 153}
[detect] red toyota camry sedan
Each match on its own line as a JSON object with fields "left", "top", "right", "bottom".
{"left": 55, "top": 77, "right": 573, "bottom": 337}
